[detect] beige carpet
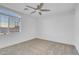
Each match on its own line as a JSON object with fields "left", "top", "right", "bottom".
{"left": 0, "top": 38, "right": 78, "bottom": 55}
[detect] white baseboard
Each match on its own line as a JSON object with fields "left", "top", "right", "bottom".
{"left": 37, "top": 36, "right": 74, "bottom": 45}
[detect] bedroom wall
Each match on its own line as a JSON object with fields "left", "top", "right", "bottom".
{"left": 37, "top": 12, "right": 74, "bottom": 45}
{"left": 0, "top": 13, "right": 36, "bottom": 48}
{"left": 74, "top": 4, "right": 79, "bottom": 52}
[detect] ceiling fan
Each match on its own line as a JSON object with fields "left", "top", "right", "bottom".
{"left": 24, "top": 3, "right": 50, "bottom": 15}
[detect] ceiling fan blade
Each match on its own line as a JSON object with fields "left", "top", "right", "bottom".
{"left": 39, "top": 3, "right": 44, "bottom": 9}
{"left": 36, "top": 3, "right": 44, "bottom": 10}
{"left": 31, "top": 11, "right": 36, "bottom": 14}
{"left": 39, "top": 12, "right": 42, "bottom": 15}
{"left": 40, "top": 9, "right": 50, "bottom": 11}
{"left": 37, "top": 5, "right": 40, "bottom": 9}
{"left": 24, "top": 8, "right": 28, "bottom": 10}
{"left": 26, "top": 6, "right": 36, "bottom": 10}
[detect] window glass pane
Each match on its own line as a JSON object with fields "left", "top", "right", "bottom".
{"left": 9, "top": 17, "right": 20, "bottom": 32}
{"left": 0, "top": 14, "right": 8, "bottom": 28}
{"left": 0, "top": 14, "right": 9, "bottom": 34}
{"left": 9, "top": 17, "right": 16, "bottom": 28}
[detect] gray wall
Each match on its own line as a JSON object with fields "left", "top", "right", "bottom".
{"left": 37, "top": 13, "right": 74, "bottom": 45}
{"left": 74, "top": 4, "right": 79, "bottom": 52}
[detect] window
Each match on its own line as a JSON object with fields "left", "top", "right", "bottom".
{"left": 0, "top": 7, "right": 21, "bottom": 35}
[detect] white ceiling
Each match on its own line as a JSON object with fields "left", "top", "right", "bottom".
{"left": 0, "top": 3, "right": 76, "bottom": 17}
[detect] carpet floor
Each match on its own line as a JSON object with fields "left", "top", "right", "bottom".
{"left": 0, "top": 38, "right": 78, "bottom": 55}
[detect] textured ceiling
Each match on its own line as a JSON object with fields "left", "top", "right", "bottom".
{"left": 0, "top": 3, "right": 76, "bottom": 17}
